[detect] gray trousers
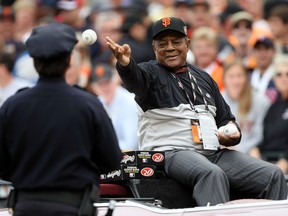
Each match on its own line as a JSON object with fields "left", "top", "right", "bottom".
{"left": 165, "top": 149, "right": 288, "bottom": 206}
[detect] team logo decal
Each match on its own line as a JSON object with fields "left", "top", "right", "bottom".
{"left": 121, "top": 155, "right": 135, "bottom": 163}
{"left": 141, "top": 167, "right": 154, "bottom": 177}
{"left": 162, "top": 17, "right": 171, "bottom": 27}
{"left": 152, "top": 153, "right": 164, "bottom": 162}
{"left": 106, "top": 170, "right": 121, "bottom": 178}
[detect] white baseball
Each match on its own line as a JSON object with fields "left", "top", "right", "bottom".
{"left": 81, "top": 29, "right": 97, "bottom": 45}
{"left": 222, "top": 124, "right": 238, "bottom": 136}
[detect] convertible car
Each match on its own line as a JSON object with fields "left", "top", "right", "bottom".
{"left": 1, "top": 150, "right": 287, "bottom": 215}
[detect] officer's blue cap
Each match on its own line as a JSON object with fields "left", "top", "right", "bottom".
{"left": 26, "top": 22, "right": 78, "bottom": 59}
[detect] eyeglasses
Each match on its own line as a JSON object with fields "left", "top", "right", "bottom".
{"left": 275, "top": 72, "right": 288, "bottom": 78}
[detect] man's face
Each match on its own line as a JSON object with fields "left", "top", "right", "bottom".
{"left": 232, "top": 20, "right": 252, "bottom": 45}
{"left": 0, "top": 16, "right": 15, "bottom": 40}
{"left": 190, "top": 5, "right": 211, "bottom": 28}
{"left": 191, "top": 38, "right": 217, "bottom": 68}
{"left": 153, "top": 31, "right": 190, "bottom": 69}
{"left": 267, "top": 16, "right": 287, "bottom": 38}
{"left": 253, "top": 44, "right": 275, "bottom": 70}
{"left": 174, "top": 4, "right": 193, "bottom": 25}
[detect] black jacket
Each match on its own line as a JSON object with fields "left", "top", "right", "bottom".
{"left": 116, "top": 59, "right": 240, "bottom": 150}
{"left": 259, "top": 95, "right": 288, "bottom": 160}
{"left": 0, "top": 77, "right": 122, "bottom": 190}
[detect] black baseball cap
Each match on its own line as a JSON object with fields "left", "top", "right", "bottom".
{"left": 0, "top": 6, "right": 15, "bottom": 20}
{"left": 174, "top": 0, "right": 192, "bottom": 7}
{"left": 219, "top": 2, "right": 242, "bottom": 24}
{"left": 254, "top": 36, "right": 274, "bottom": 49}
{"left": 152, "top": 17, "right": 187, "bottom": 39}
{"left": 91, "top": 63, "right": 114, "bottom": 82}
{"left": 26, "top": 22, "right": 78, "bottom": 59}
{"left": 190, "top": 0, "right": 209, "bottom": 8}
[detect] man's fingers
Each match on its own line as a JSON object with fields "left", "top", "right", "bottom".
{"left": 106, "top": 37, "right": 130, "bottom": 66}
{"left": 106, "top": 36, "right": 114, "bottom": 44}
{"left": 106, "top": 36, "right": 116, "bottom": 42}
{"left": 106, "top": 36, "right": 118, "bottom": 49}
{"left": 106, "top": 36, "right": 123, "bottom": 54}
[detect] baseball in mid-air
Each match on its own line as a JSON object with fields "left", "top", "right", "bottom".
{"left": 218, "top": 124, "right": 238, "bottom": 136}
{"left": 81, "top": 29, "right": 97, "bottom": 45}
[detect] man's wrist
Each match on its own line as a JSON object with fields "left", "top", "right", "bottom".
{"left": 116, "top": 59, "right": 133, "bottom": 74}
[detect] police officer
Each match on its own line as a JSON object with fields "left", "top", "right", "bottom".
{"left": 0, "top": 23, "right": 122, "bottom": 216}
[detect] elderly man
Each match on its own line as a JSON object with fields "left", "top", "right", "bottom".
{"left": 0, "top": 23, "right": 122, "bottom": 216}
{"left": 106, "top": 17, "right": 287, "bottom": 206}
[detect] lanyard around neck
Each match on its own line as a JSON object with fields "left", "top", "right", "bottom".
{"left": 171, "top": 69, "right": 209, "bottom": 112}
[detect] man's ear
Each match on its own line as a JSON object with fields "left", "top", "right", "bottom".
{"left": 186, "top": 38, "right": 191, "bottom": 49}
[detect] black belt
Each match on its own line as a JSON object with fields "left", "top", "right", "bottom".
{"left": 17, "top": 190, "right": 84, "bottom": 207}
{"left": 7, "top": 185, "right": 99, "bottom": 216}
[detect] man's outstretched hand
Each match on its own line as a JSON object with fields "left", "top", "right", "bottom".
{"left": 106, "top": 36, "right": 131, "bottom": 67}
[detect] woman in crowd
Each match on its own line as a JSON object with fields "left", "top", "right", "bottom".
{"left": 251, "top": 55, "right": 288, "bottom": 173}
{"left": 221, "top": 59, "right": 271, "bottom": 154}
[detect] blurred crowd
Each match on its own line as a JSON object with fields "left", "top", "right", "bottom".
{"left": 0, "top": 0, "right": 288, "bottom": 173}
